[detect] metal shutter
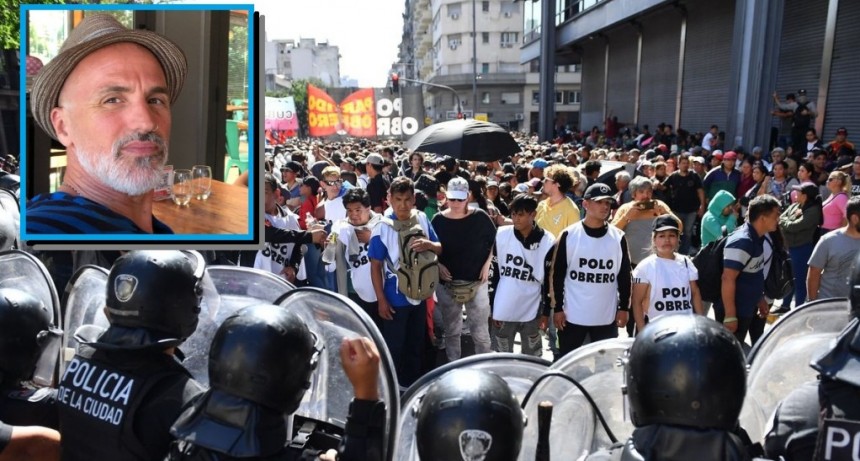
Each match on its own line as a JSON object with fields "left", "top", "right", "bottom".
{"left": 679, "top": 0, "right": 735, "bottom": 135}
{"left": 606, "top": 25, "right": 639, "bottom": 126}
{"left": 822, "top": 0, "right": 860, "bottom": 140}
{"left": 580, "top": 40, "right": 606, "bottom": 132}
{"left": 774, "top": 0, "right": 827, "bottom": 110}
{"left": 639, "top": 9, "right": 681, "bottom": 130}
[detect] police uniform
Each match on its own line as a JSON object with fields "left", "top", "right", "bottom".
{"left": 586, "top": 425, "right": 752, "bottom": 461}
{"left": 0, "top": 386, "right": 58, "bottom": 429}
{"left": 57, "top": 327, "right": 204, "bottom": 461}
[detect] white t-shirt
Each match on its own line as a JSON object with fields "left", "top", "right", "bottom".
{"left": 323, "top": 196, "right": 346, "bottom": 224}
{"left": 328, "top": 217, "right": 379, "bottom": 303}
{"left": 632, "top": 253, "right": 698, "bottom": 322}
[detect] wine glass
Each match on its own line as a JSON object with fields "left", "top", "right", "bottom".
{"left": 172, "top": 169, "right": 193, "bottom": 206}
{"left": 192, "top": 165, "right": 212, "bottom": 200}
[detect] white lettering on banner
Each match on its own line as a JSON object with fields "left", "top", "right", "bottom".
{"left": 60, "top": 357, "right": 136, "bottom": 427}
{"left": 260, "top": 242, "right": 294, "bottom": 267}
{"left": 376, "top": 97, "right": 419, "bottom": 136}
{"left": 822, "top": 419, "right": 860, "bottom": 461}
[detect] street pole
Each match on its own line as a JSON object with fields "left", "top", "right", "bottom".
{"left": 399, "top": 76, "right": 462, "bottom": 120}
{"left": 538, "top": 0, "right": 556, "bottom": 142}
{"left": 472, "top": 0, "right": 478, "bottom": 118}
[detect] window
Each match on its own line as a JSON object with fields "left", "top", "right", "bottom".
{"left": 481, "top": 62, "right": 490, "bottom": 74}
{"left": 448, "top": 33, "right": 462, "bottom": 49}
{"left": 482, "top": 1, "right": 490, "bottom": 12}
{"left": 529, "top": 59, "right": 540, "bottom": 73}
{"left": 501, "top": 92, "right": 520, "bottom": 104}
{"left": 565, "top": 91, "right": 581, "bottom": 104}
{"left": 447, "top": 3, "right": 462, "bottom": 19}
{"left": 532, "top": 91, "right": 540, "bottom": 104}
{"left": 500, "top": 32, "right": 518, "bottom": 47}
{"left": 482, "top": 32, "right": 490, "bottom": 44}
{"left": 482, "top": 92, "right": 491, "bottom": 104}
{"left": 555, "top": 92, "right": 563, "bottom": 103}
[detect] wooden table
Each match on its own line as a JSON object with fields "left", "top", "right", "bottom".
{"left": 152, "top": 179, "right": 250, "bottom": 234}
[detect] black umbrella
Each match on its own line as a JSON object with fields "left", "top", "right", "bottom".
{"left": 404, "top": 119, "right": 520, "bottom": 162}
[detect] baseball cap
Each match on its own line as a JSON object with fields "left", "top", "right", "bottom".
{"left": 366, "top": 153, "right": 385, "bottom": 166}
{"left": 837, "top": 127, "right": 848, "bottom": 136}
{"left": 691, "top": 156, "right": 706, "bottom": 165}
{"left": 583, "top": 183, "right": 614, "bottom": 201}
{"left": 531, "top": 159, "right": 548, "bottom": 169}
{"left": 527, "top": 178, "right": 542, "bottom": 189}
{"left": 447, "top": 177, "right": 469, "bottom": 201}
{"left": 281, "top": 161, "right": 303, "bottom": 174}
{"left": 487, "top": 180, "right": 499, "bottom": 188}
{"left": 652, "top": 214, "right": 681, "bottom": 233}
{"left": 514, "top": 183, "right": 529, "bottom": 193}
{"left": 723, "top": 151, "right": 738, "bottom": 161}
{"left": 712, "top": 150, "right": 724, "bottom": 160}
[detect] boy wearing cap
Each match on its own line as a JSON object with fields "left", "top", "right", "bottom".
{"left": 703, "top": 151, "right": 740, "bottom": 203}
{"left": 543, "top": 183, "right": 632, "bottom": 357}
{"left": 27, "top": 14, "right": 187, "bottom": 234}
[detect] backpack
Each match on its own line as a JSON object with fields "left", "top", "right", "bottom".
{"left": 763, "top": 236, "right": 794, "bottom": 300}
{"left": 386, "top": 210, "right": 439, "bottom": 300}
{"left": 692, "top": 231, "right": 750, "bottom": 303}
{"left": 793, "top": 102, "right": 811, "bottom": 130}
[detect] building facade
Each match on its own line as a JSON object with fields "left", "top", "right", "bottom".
{"left": 521, "top": 0, "right": 860, "bottom": 147}
{"left": 267, "top": 38, "right": 342, "bottom": 88}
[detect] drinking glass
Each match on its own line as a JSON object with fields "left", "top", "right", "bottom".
{"left": 172, "top": 169, "right": 193, "bottom": 206}
{"left": 192, "top": 165, "right": 212, "bottom": 200}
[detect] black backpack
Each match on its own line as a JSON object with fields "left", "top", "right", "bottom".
{"left": 793, "top": 102, "right": 811, "bottom": 130}
{"left": 763, "top": 236, "right": 794, "bottom": 300}
{"left": 692, "top": 231, "right": 749, "bottom": 303}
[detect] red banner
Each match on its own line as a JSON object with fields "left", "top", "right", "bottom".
{"left": 307, "top": 85, "right": 377, "bottom": 138}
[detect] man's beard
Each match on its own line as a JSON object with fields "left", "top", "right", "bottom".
{"left": 76, "top": 132, "right": 168, "bottom": 196}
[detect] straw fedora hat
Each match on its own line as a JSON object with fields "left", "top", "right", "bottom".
{"left": 31, "top": 13, "right": 187, "bottom": 140}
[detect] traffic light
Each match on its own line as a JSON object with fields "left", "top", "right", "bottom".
{"left": 390, "top": 73, "right": 400, "bottom": 93}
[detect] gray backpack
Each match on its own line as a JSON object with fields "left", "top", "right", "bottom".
{"left": 385, "top": 211, "right": 439, "bottom": 300}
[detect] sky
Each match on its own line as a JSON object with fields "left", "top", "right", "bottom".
{"left": 175, "top": 0, "right": 406, "bottom": 87}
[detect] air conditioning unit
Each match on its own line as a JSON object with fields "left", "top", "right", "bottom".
{"left": 451, "top": 13, "right": 459, "bottom": 19}
{"left": 449, "top": 44, "right": 458, "bottom": 50}
{"left": 503, "top": 11, "right": 512, "bottom": 17}
{"left": 515, "top": 113, "right": 524, "bottom": 120}
{"left": 501, "top": 43, "right": 513, "bottom": 48}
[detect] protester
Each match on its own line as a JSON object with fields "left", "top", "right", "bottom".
{"left": 807, "top": 196, "right": 860, "bottom": 301}
{"left": 821, "top": 170, "right": 849, "bottom": 234}
{"left": 778, "top": 184, "right": 823, "bottom": 311}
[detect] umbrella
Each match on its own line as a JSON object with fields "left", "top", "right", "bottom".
{"left": 404, "top": 119, "right": 520, "bottom": 162}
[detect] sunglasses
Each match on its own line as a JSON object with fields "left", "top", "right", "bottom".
{"left": 323, "top": 180, "right": 342, "bottom": 186}
{"left": 448, "top": 198, "right": 466, "bottom": 202}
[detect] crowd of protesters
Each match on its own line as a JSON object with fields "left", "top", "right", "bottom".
{"left": 252, "top": 116, "right": 860, "bottom": 387}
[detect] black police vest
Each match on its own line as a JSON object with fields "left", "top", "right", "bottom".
{"left": 0, "top": 386, "right": 58, "bottom": 429}
{"left": 585, "top": 425, "right": 753, "bottom": 461}
{"left": 57, "top": 346, "right": 198, "bottom": 461}
{"left": 814, "top": 378, "right": 860, "bottom": 461}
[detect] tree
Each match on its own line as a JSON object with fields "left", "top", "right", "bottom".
{"left": 1, "top": 0, "right": 66, "bottom": 50}
{"left": 266, "top": 77, "right": 324, "bottom": 138}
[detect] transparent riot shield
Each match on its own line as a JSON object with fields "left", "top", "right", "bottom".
{"left": 0, "top": 189, "right": 19, "bottom": 250}
{"left": 740, "top": 298, "right": 851, "bottom": 443}
{"left": 276, "top": 287, "right": 399, "bottom": 461}
{"left": 62, "top": 263, "right": 294, "bottom": 381}
{"left": 0, "top": 250, "right": 62, "bottom": 385}
{"left": 520, "top": 338, "right": 635, "bottom": 460}
{"left": 394, "top": 353, "right": 551, "bottom": 461}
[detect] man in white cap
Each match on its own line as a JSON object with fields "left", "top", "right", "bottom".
{"left": 26, "top": 14, "right": 187, "bottom": 234}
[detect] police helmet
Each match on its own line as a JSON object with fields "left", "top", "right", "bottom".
{"left": 105, "top": 250, "right": 204, "bottom": 342}
{"left": 415, "top": 369, "right": 525, "bottom": 461}
{"left": 626, "top": 315, "right": 746, "bottom": 430}
{"left": 0, "top": 288, "right": 53, "bottom": 384}
{"left": 208, "top": 304, "right": 320, "bottom": 414}
{"left": 0, "top": 208, "right": 16, "bottom": 251}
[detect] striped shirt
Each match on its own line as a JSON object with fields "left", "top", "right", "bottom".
{"left": 26, "top": 192, "right": 173, "bottom": 234}
{"left": 723, "top": 223, "right": 765, "bottom": 317}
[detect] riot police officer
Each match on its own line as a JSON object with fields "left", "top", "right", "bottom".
{"left": 57, "top": 250, "right": 206, "bottom": 461}
{"left": 810, "top": 252, "right": 860, "bottom": 460}
{"left": 414, "top": 368, "right": 526, "bottom": 461}
{"left": 167, "top": 303, "right": 386, "bottom": 461}
{"left": 587, "top": 315, "right": 753, "bottom": 461}
{"left": 0, "top": 288, "right": 61, "bottom": 429}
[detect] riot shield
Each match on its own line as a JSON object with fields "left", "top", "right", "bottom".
{"left": 740, "top": 298, "right": 851, "bottom": 443}
{"left": 394, "top": 353, "right": 551, "bottom": 461}
{"left": 0, "top": 250, "right": 62, "bottom": 386}
{"left": 0, "top": 189, "right": 19, "bottom": 250}
{"left": 62, "top": 263, "right": 295, "bottom": 380}
{"left": 276, "top": 287, "right": 399, "bottom": 461}
{"left": 520, "top": 338, "right": 635, "bottom": 460}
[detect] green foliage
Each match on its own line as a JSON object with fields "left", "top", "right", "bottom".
{"left": 266, "top": 77, "right": 325, "bottom": 138}
{"left": 227, "top": 20, "right": 247, "bottom": 101}
{"left": 2, "top": 0, "right": 65, "bottom": 49}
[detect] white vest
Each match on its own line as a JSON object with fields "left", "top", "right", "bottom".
{"left": 254, "top": 210, "right": 301, "bottom": 278}
{"left": 493, "top": 226, "right": 555, "bottom": 322}
{"left": 562, "top": 222, "right": 624, "bottom": 326}
{"left": 332, "top": 219, "right": 379, "bottom": 303}
{"left": 632, "top": 254, "right": 697, "bottom": 322}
